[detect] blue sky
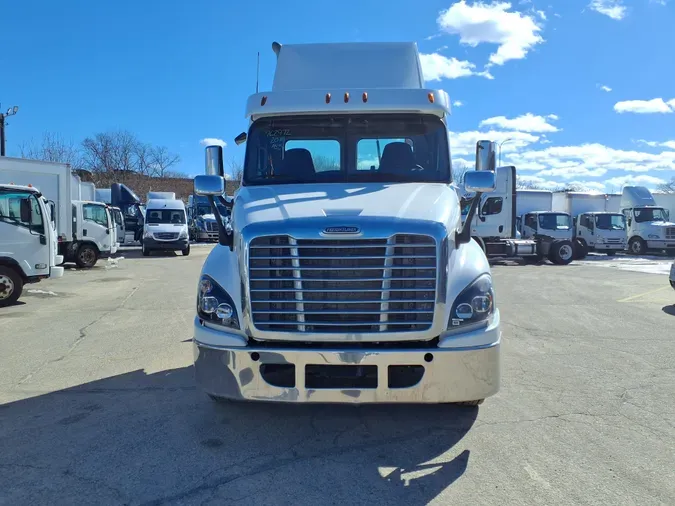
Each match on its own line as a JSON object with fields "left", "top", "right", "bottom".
{"left": 3, "top": 0, "right": 674, "bottom": 191}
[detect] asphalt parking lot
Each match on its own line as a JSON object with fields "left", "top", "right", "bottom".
{"left": 1, "top": 246, "right": 673, "bottom": 505}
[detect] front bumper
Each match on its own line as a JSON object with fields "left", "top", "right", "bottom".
{"left": 647, "top": 239, "right": 675, "bottom": 250}
{"left": 50, "top": 266, "right": 64, "bottom": 279}
{"left": 594, "top": 243, "right": 625, "bottom": 251}
{"left": 143, "top": 237, "right": 189, "bottom": 250}
{"left": 193, "top": 314, "right": 501, "bottom": 404}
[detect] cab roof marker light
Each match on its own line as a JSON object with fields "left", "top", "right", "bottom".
{"left": 325, "top": 93, "right": 331, "bottom": 104}
{"left": 362, "top": 92, "right": 368, "bottom": 103}
{"left": 428, "top": 92, "right": 435, "bottom": 103}
{"left": 344, "top": 92, "right": 350, "bottom": 103}
{"left": 260, "top": 96, "right": 268, "bottom": 106}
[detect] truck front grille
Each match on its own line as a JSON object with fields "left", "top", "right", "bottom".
{"left": 155, "top": 232, "right": 179, "bottom": 240}
{"left": 666, "top": 228, "right": 675, "bottom": 240}
{"left": 207, "top": 222, "right": 218, "bottom": 232}
{"left": 248, "top": 234, "right": 437, "bottom": 333}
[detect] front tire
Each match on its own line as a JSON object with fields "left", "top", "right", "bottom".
{"left": 75, "top": 244, "right": 99, "bottom": 268}
{"left": 142, "top": 242, "right": 150, "bottom": 257}
{"left": 549, "top": 240, "right": 574, "bottom": 265}
{"left": 573, "top": 238, "right": 588, "bottom": 260}
{"left": 0, "top": 266, "right": 23, "bottom": 307}
{"left": 181, "top": 245, "right": 191, "bottom": 256}
{"left": 628, "top": 237, "right": 647, "bottom": 256}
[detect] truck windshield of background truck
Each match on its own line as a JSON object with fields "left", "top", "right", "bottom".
{"left": 634, "top": 207, "right": 669, "bottom": 223}
{"left": 539, "top": 213, "right": 570, "bottom": 230}
{"left": 195, "top": 204, "right": 229, "bottom": 217}
{"left": 146, "top": 209, "right": 186, "bottom": 224}
{"left": 595, "top": 214, "right": 626, "bottom": 230}
{"left": 83, "top": 204, "right": 110, "bottom": 227}
{"left": 243, "top": 114, "right": 450, "bottom": 185}
{"left": 0, "top": 190, "right": 45, "bottom": 235}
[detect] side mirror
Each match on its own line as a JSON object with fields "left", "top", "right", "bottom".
{"left": 206, "top": 145, "right": 225, "bottom": 177}
{"left": 20, "top": 198, "right": 32, "bottom": 223}
{"left": 464, "top": 170, "right": 496, "bottom": 193}
{"left": 194, "top": 175, "right": 225, "bottom": 196}
{"left": 234, "top": 132, "right": 247, "bottom": 146}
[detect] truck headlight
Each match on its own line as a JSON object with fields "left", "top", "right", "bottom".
{"left": 448, "top": 274, "right": 495, "bottom": 330}
{"left": 179, "top": 229, "right": 188, "bottom": 239}
{"left": 143, "top": 230, "right": 153, "bottom": 239}
{"left": 197, "top": 275, "right": 240, "bottom": 329}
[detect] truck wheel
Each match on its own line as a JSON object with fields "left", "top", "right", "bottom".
{"left": 182, "top": 245, "right": 191, "bottom": 256}
{"left": 628, "top": 237, "right": 647, "bottom": 256}
{"left": 573, "top": 239, "right": 588, "bottom": 260}
{"left": 75, "top": 245, "right": 99, "bottom": 268}
{"left": 142, "top": 242, "right": 150, "bottom": 257}
{"left": 549, "top": 240, "right": 574, "bottom": 265}
{"left": 454, "top": 399, "right": 484, "bottom": 407}
{"left": 0, "top": 266, "right": 23, "bottom": 307}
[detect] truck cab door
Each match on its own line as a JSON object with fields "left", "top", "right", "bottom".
{"left": 113, "top": 208, "right": 125, "bottom": 245}
{"left": 578, "top": 214, "right": 594, "bottom": 246}
{"left": 473, "top": 196, "right": 507, "bottom": 237}
{"left": 82, "top": 203, "right": 113, "bottom": 253}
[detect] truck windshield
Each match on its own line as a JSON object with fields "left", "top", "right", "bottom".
{"left": 146, "top": 210, "right": 186, "bottom": 224}
{"left": 0, "top": 190, "right": 45, "bottom": 235}
{"left": 634, "top": 207, "right": 668, "bottom": 223}
{"left": 539, "top": 213, "right": 570, "bottom": 230}
{"left": 243, "top": 114, "right": 450, "bottom": 185}
{"left": 595, "top": 214, "right": 625, "bottom": 230}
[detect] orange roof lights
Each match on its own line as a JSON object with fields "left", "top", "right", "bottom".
{"left": 427, "top": 92, "right": 435, "bottom": 103}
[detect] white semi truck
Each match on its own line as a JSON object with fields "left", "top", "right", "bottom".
{"left": 0, "top": 157, "right": 118, "bottom": 268}
{"left": 191, "top": 41, "right": 501, "bottom": 405}
{"left": 552, "top": 192, "right": 627, "bottom": 257}
{"left": 620, "top": 186, "right": 675, "bottom": 255}
{"left": 0, "top": 183, "right": 64, "bottom": 306}
{"left": 463, "top": 164, "right": 575, "bottom": 265}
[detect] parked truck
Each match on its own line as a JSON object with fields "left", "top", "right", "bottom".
{"left": 552, "top": 192, "right": 627, "bottom": 257}
{"left": 0, "top": 183, "right": 64, "bottom": 306}
{"left": 464, "top": 163, "right": 575, "bottom": 265}
{"left": 96, "top": 183, "right": 145, "bottom": 243}
{"left": 620, "top": 186, "right": 675, "bottom": 255}
{"left": 142, "top": 193, "right": 190, "bottom": 256}
{"left": 187, "top": 194, "right": 230, "bottom": 242}
{"left": 0, "top": 157, "right": 118, "bottom": 268}
{"left": 191, "top": 41, "right": 501, "bottom": 405}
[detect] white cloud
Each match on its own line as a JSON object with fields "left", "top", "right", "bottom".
{"left": 588, "top": 0, "right": 627, "bottom": 20}
{"left": 480, "top": 113, "right": 560, "bottom": 132}
{"left": 598, "top": 84, "right": 612, "bottom": 92}
{"left": 536, "top": 166, "right": 608, "bottom": 179}
{"left": 605, "top": 174, "right": 667, "bottom": 188}
{"left": 614, "top": 98, "right": 673, "bottom": 114}
{"left": 450, "top": 129, "right": 540, "bottom": 157}
{"left": 200, "top": 138, "right": 227, "bottom": 148}
{"left": 420, "top": 53, "right": 493, "bottom": 81}
{"left": 436, "top": 1, "right": 544, "bottom": 66}
{"left": 453, "top": 100, "right": 464, "bottom": 107}
{"left": 536, "top": 10, "right": 547, "bottom": 20}
{"left": 636, "top": 139, "right": 675, "bottom": 150}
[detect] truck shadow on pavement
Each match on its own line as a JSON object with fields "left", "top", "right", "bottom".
{"left": 662, "top": 305, "right": 675, "bottom": 317}
{"left": 0, "top": 366, "right": 478, "bottom": 505}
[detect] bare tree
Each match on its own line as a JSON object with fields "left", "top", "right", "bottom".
{"left": 452, "top": 160, "right": 470, "bottom": 184}
{"left": 227, "top": 158, "right": 244, "bottom": 181}
{"left": 19, "top": 132, "right": 83, "bottom": 170}
{"left": 657, "top": 177, "right": 675, "bottom": 193}
{"left": 149, "top": 145, "right": 181, "bottom": 178}
{"left": 81, "top": 130, "right": 138, "bottom": 180}
{"left": 515, "top": 178, "right": 545, "bottom": 190}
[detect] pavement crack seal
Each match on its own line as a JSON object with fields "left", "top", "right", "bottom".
{"left": 16, "top": 286, "right": 140, "bottom": 386}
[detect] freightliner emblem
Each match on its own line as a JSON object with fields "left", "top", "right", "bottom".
{"left": 323, "top": 226, "right": 360, "bottom": 234}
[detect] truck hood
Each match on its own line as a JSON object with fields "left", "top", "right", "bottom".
{"left": 235, "top": 182, "right": 460, "bottom": 230}
{"left": 646, "top": 221, "right": 675, "bottom": 228}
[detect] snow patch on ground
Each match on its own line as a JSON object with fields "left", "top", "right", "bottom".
{"left": 26, "top": 289, "right": 58, "bottom": 296}
{"left": 575, "top": 254, "right": 674, "bottom": 276}
{"left": 105, "top": 256, "right": 125, "bottom": 269}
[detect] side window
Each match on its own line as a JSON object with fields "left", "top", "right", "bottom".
{"left": 0, "top": 192, "right": 44, "bottom": 234}
{"left": 481, "top": 197, "right": 503, "bottom": 216}
{"left": 356, "top": 138, "right": 407, "bottom": 171}
{"left": 525, "top": 214, "right": 537, "bottom": 229}
{"left": 83, "top": 204, "right": 108, "bottom": 226}
{"left": 283, "top": 139, "right": 340, "bottom": 174}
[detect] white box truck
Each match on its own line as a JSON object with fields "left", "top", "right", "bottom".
{"left": 621, "top": 186, "right": 675, "bottom": 255}
{"left": 191, "top": 41, "right": 501, "bottom": 405}
{"left": 0, "top": 157, "right": 118, "bottom": 268}
{"left": 552, "top": 192, "right": 627, "bottom": 257}
{"left": 0, "top": 183, "right": 64, "bottom": 306}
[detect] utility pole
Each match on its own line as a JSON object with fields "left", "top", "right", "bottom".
{"left": 0, "top": 105, "right": 20, "bottom": 156}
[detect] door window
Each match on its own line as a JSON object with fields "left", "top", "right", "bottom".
{"left": 481, "top": 197, "right": 503, "bottom": 216}
{"left": 525, "top": 214, "right": 537, "bottom": 229}
{"left": 83, "top": 204, "right": 109, "bottom": 226}
{"left": 0, "top": 191, "right": 45, "bottom": 235}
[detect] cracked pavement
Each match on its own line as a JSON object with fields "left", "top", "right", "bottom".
{"left": 1, "top": 246, "right": 674, "bottom": 505}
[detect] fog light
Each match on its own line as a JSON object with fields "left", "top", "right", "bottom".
{"left": 456, "top": 303, "right": 473, "bottom": 319}
{"left": 200, "top": 296, "right": 219, "bottom": 314}
{"left": 215, "top": 303, "right": 233, "bottom": 320}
